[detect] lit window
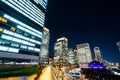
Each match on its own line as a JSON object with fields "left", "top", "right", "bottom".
{"left": 3, "top": 29, "right": 14, "bottom": 35}
{"left": 0, "top": 27, "right": 3, "bottom": 32}
{"left": 14, "top": 33, "right": 22, "bottom": 38}
{"left": 0, "top": 46, "right": 8, "bottom": 51}
{"left": 0, "top": 17, "right": 7, "bottom": 22}
{"left": 8, "top": 47, "right": 19, "bottom": 53}
{"left": 11, "top": 27, "right": 16, "bottom": 31}
{"left": 13, "top": 37, "right": 22, "bottom": 43}
{"left": 3, "top": 14, "right": 10, "bottom": 19}
{"left": 35, "top": 48, "right": 40, "bottom": 52}
{"left": 11, "top": 43, "right": 19, "bottom": 47}
{"left": 22, "top": 36, "right": 29, "bottom": 41}
{"left": 28, "top": 47, "right": 34, "bottom": 51}
{"left": 17, "top": 25, "right": 42, "bottom": 38}
{"left": 1, "top": 34, "right": 13, "bottom": 40}
{"left": 20, "top": 45, "right": 27, "bottom": 49}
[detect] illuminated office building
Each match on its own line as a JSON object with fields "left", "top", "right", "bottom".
{"left": 76, "top": 43, "right": 92, "bottom": 68}
{"left": 94, "top": 47, "right": 103, "bottom": 62}
{"left": 54, "top": 37, "right": 68, "bottom": 62}
{"left": 67, "top": 48, "right": 77, "bottom": 64}
{"left": 0, "top": 0, "right": 48, "bottom": 63}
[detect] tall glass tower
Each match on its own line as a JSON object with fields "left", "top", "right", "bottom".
{"left": 0, "top": 0, "right": 48, "bottom": 63}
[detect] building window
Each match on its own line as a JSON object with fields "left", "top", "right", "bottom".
{"left": 11, "top": 27, "right": 16, "bottom": 31}
{"left": 0, "top": 27, "right": 3, "bottom": 32}
{"left": 20, "top": 45, "right": 27, "bottom": 49}
{"left": 16, "top": 29, "right": 23, "bottom": 35}
{"left": 24, "top": 32, "right": 30, "bottom": 37}
{"left": 0, "top": 39, "right": 10, "bottom": 46}
{"left": 11, "top": 42, "right": 19, "bottom": 48}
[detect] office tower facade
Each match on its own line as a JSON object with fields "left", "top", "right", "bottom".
{"left": 54, "top": 37, "right": 68, "bottom": 62}
{"left": 76, "top": 43, "right": 92, "bottom": 68}
{"left": 0, "top": 0, "right": 48, "bottom": 63}
{"left": 117, "top": 41, "right": 120, "bottom": 52}
{"left": 74, "top": 50, "right": 78, "bottom": 64}
{"left": 40, "top": 27, "right": 50, "bottom": 63}
{"left": 67, "top": 48, "right": 76, "bottom": 64}
{"left": 94, "top": 47, "right": 103, "bottom": 62}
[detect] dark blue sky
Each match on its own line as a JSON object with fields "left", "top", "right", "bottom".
{"left": 45, "top": 0, "right": 120, "bottom": 62}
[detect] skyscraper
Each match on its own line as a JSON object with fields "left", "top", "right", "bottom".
{"left": 40, "top": 27, "right": 50, "bottom": 63}
{"left": 0, "top": 0, "right": 48, "bottom": 63}
{"left": 67, "top": 48, "right": 76, "bottom": 64}
{"left": 76, "top": 43, "right": 92, "bottom": 68}
{"left": 54, "top": 37, "right": 68, "bottom": 62}
{"left": 94, "top": 47, "right": 103, "bottom": 62}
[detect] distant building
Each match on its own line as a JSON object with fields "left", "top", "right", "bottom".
{"left": 54, "top": 37, "right": 68, "bottom": 62}
{"left": 94, "top": 47, "right": 103, "bottom": 62}
{"left": 117, "top": 41, "right": 120, "bottom": 51}
{"left": 67, "top": 48, "right": 77, "bottom": 64}
{"left": 40, "top": 27, "right": 50, "bottom": 64}
{"left": 76, "top": 43, "right": 92, "bottom": 68}
{"left": 74, "top": 49, "right": 78, "bottom": 64}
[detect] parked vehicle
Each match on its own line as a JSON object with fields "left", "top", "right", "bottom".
{"left": 109, "top": 67, "right": 120, "bottom": 76}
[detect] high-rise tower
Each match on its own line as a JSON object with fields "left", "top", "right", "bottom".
{"left": 67, "top": 48, "right": 76, "bottom": 64}
{"left": 94, "top": 47, "right": 103, "bottom": 62}
{"left": 40, "top": 27, "right": 50, "bottom": 63}
{"left": 54, "top": 37, "right": 68, "bottom": 62}
{"left": 76, "top": 43, "right": 92, "bottom": 68}
{"left": 0, "top": 0, "right": 48, "bottom": 63}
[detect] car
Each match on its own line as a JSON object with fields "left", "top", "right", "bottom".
{"left": 110, "top": 67, "right": 120, "bottom": 76}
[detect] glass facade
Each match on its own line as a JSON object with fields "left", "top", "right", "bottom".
{"left": 0, "top": 0, "right": 48, "bottom": 63}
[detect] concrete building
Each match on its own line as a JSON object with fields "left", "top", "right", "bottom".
{"left": 76, "top": 43, "right": 92, "bottom": 68}
{"left": 0, "top": 0, "right": 48, "bottom": 63}
{"left": 54, "top": 37, "right": 68, "bottom": 62}
{"left": 94, "top": 47, "right": 103, "bottom": 62}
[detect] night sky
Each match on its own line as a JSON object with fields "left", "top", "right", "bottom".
{"left": 44, "top": 0, "right": 120, "bottom": 62}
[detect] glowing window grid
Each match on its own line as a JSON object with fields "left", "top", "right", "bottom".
{"left": 3, "top": 14, "right": 42, "bottom": 39}
{"left": 1, "top": 0, "right": 45, "bottom": 27}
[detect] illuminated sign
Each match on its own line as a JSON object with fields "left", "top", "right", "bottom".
{"left": 88, "top": 61, "right": 104, "bottom": 69}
